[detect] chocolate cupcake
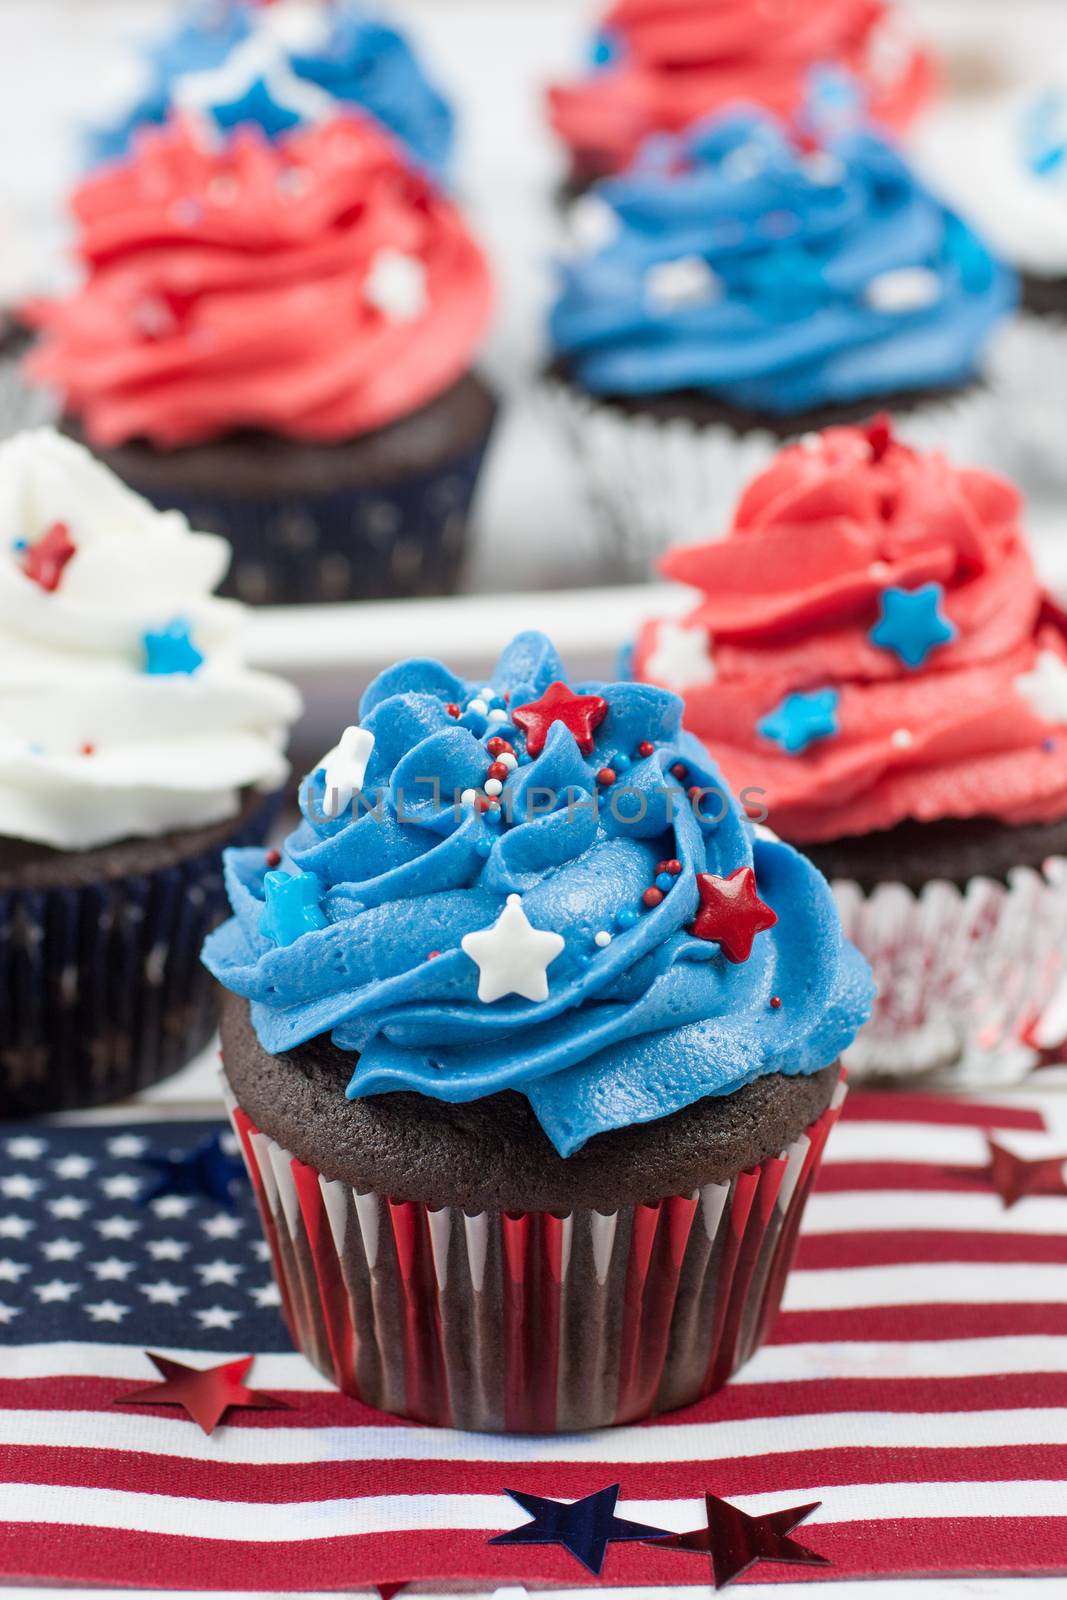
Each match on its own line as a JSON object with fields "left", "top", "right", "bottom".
{"left": 26, "top": 113, "right": 496, "bottom": 606}
{"left": 0, "top": 428, "right": 300, "bottom": 1114}
{"left": 634, "top": 419, "right": 1067, "bottom": 1084}
{"left": 923, "top": 79, "right": 1067, "bottom": 489}
{"left": 204, "top": 629, "right": 872, "bottom": 1431}
{"left": 547, "top": 0, "right": 934, "bottom": 198}
{"left": 88, "top": 0, "right": 454, "bottom": 178}
{"left": 545, "top": 109, "right": 1016, "bottom": 572}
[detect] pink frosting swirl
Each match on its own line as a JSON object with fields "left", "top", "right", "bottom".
{"left": 548, "top": 0, "right": 935, "bottom": 180}
{"left": 634, "top": 421, "right": 1067, "bottom": 844}
{"left": 27, "top": 115, "right": 492, "bottom": 448}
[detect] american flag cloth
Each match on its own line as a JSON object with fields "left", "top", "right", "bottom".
{"left": 2, "top": 1087, "right": 1067, "bottom": 1594}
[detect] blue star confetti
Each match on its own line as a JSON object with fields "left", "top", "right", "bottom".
{"left": 260, "top": 868, "right": 329, "bottom": 947}
{"left": 489, "top": 1485, "right": 670, "bottom": 1576}
{"left": 209, "top": 74, "right": 305, "bottom": 139}
{"left": 758, "top": 688, "right": 840, "bottom": 755}
{"left": 142, "top": 618, "right": 204, "bottom": 676}
{"left": 139, "top": 1131, "right": 246, "bottom": 1211}
{"left": 869, "top": 583, "right": 957, "bottom": 670}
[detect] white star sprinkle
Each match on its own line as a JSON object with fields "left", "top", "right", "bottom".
{"left": 866, "top": 266, "right": 942, "bottom": 313}
{"left": 461, "top": 894, "right": 565, "bottom": 1004}
{"left": 645, "top": 621, "right": 717, "bottom": 691}
{"left": 364, "top": 249, "right": 429, "bottom": 324}
{"left": 197, "top": 1305, "right": 239, "bottom": 1331}
{"left": 646, "top": 255, "right": 721, "bottom": 312}
{"left": 1016, "top": 650, "right": 1067, "bottom": 725}
{"left": 320, "top": 724, "right": 376, "bottom": 819}
{"left": 85, "top": 1300, "right": 129, "bottom": 1324}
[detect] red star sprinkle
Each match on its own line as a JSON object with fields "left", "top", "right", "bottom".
{"left": 114, "top": 1352, "right": 288, "bottom": 1435}
{"left": 982, "top": 1137, "right": 1067, "bottom": 1209}
{"left": 650, "top": 1492, "right": 829, "bottom": 1588}
{"left": 689, "top": 867, "right": 777, "bottom": 962}
{"left": 865, "top": 412, "right": 894, "bottom": 462}
{"left": 512, "top": 681, "right": 608, "bottom": 757}
{"left": 22, "top": 522, "right": 76, "bottom": 592}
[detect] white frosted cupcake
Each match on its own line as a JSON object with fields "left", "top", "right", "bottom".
{"left": 0, "top": 428, "right": 300, "bottom": 1113}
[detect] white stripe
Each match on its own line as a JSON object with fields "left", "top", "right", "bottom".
{"left": 822, "top": 1121, "right": 1067, "bottom": 1167}
{"left": 2, "top": 1482, "right": 1066, "bottom": 1540}
{"left": 804, "top": 1188, "right": 1067, "bottom": 1235}
{"left": 1, "top": 1405, "right": 1064, "bottom": 1466}
{"left": 784, "top": 1262, "right": 1067, "bottom": 1311}
{"left": 8, "top": 1333, "right": 1067, "bottom": 1389}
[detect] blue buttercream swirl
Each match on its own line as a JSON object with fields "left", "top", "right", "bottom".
{"left": 204, "top": 632, "right": 873, "bottom": 1157}
{"left": 550, "top": 109, "right": 1017, "bottom": 415}
{"left": 89, "top": 0, "right": 454, "bottom": 177}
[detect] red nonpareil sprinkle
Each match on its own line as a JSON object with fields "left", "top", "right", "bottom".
{"left": 476, "top": 797, "right": 499, "bottom": 814}
{"left": 487, "top": 761, "right": 509, "bottom": 782}
{"left": 487, "top": 736, "right": 514, "bottom": 757}
{"left": 80, "top": 742, "right": 95, "bottom": 756}
{"left": 428, "top": 951, "right": 441, "bottom": 961}
{"left": 664, "top": 858, "right": 682, "bottom": 875}
{"left": 637, "top": 741, "right": 654, "bottom": 758}
{"left": 596, "top": 767, "right": 616, "bottom": 787}
{"left": 770, "top": 995, "right": 782, "bottom": 1009}
{"left": 672, "top": 763, "right": 688, "bottom": 780}
{"left": 265, "top": 849, "right": 281, "bottom": 868}
{"left": 643, "top": 887, "right": 664, "bottom": 908}
{"left": 445, "top": 703, "right": 460, "bottom": 718}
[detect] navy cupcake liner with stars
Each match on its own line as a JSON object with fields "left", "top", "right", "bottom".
{"left": 117, "top": 434, "right": 495, "bottom": 609}
{"left": 224, "top": 1074, "right": 846, "bottom": 1434}
{"left": 0, "top": 792, "right": 281, "bottom": 1117}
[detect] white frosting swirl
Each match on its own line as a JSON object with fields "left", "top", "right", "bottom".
{"left": 0, "top": 430, "right": 301, "bottom": 850}
{"left": 921, "top": 85, "right": 1067, "bottom": 279}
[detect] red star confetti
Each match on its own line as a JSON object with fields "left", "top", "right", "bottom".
{"left": 650, "top": 1492, "right": 829, "bottom": 1588}
{"left": 512, "top": 680, "right": 608, "bottom": 757}
{"left": 22, "top": 521, "right": 76, "bottom": 592}
{"left": 689, "top": 867, "right": 777, "bottom": 962}
{"left": 114, "top": 1352, "right": 288, "bottom": 1435}
{"left": 376, "top": 1585, "right": 408, "bottom": 1599}
{"left": 982, "top": 1137, "right": 1067, "bottom": 1210}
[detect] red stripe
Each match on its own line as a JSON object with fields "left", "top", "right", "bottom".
{"left": 796, "top": 1231, "right": 1067, "bottom": 1269}
{"left": 3, "top": 1371, "right": 1067, "bottom": 1434}
{"left": 841, "top": 1093, "right": 1046, "bottom": 1131}
{"left": 771, "top": 1302, "right": 1067, "bottom": 1343}
{"left": 3, "top": 1518, "right": 1067, "bottom": 1588}
{"left": 816, "top": 1162, "right": 998, "bottom": 1194}
{"left": 4, "top": 1442, "right": 1067, "bottom": 1506}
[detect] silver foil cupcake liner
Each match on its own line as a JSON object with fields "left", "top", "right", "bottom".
{"left": 224, "top": 1072, "right": 846, "bottom": 1434}
{"left": 988, "top": 312, "right": 1067, "bottom": 494}
{"left": 541, "top": 377, "right": 999, "bottom": 577}
{"left": 835, "top": 856, "right": 1067, "bottom": 1087}
{"left": 0, "top": 792, "right": 280, "bottom": 1116}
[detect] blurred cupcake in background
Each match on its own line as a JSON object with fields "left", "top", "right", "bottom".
{"left": 0, "top": 199, "right": 53, "bottom": 441}
{"left": 548, "top": 0, "right": 935, "bottom": 198}
{"left": 545, "top": 109, "right": 1016, "bottom": 571}
{"left": 0, "top": 427, "right": 300, "bottom": 1115}
{"left": 26, "top": 113, "right": 496, "bottom": 606}
{"left": 922, "top": 75, "right": 1067, "bottom": 490}
{"left": 89, "top": 0, "right": 455, "bottom": 179}
{"left": 634, "top": 419, "right": 1067, "bottom": 1086}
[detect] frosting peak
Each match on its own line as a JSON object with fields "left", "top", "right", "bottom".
{"left": 548, "top": 0, "right": 934, "bottom": 178}
{"left": 204, "top": 630, "right": 872, "bottom": 1156}
{"left": 0, "top": 429, "right": 300, "bottom": 850}
{"left": 635, "top": 423, "right": 1067, "bottom": 843}
{"left": 550, "top": 111, "right": 1016, "bottom": 415}
{"left": 28, "top": 114, "right": 492, "bottom": 448}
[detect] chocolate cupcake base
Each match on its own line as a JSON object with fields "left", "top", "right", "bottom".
{"left": 0, "top": 789, "right": 280, "bottom": 1115}
{"left": 804, "top": 815, "right": 1067, "bottom": 1086}
{"left": 221, "top": 996, "right": 843, "bottom": 1432}
{"left": 70, "top": 374, "right": 498, "bottom": 607}
{"left": 542, "top": 369, "right": 996, "bottom": 574}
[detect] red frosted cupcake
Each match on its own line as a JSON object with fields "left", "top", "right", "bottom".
{"left": 25, "top": 114, "right": 496, "bottom": 606}
{"left": 548, "top": 0, "right": 935, "bottom": 196}
{"left": 634, "top": 418, "right": 1067, "bottom": 1084}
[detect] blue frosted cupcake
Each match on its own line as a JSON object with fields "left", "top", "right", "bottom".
{"left": 546, "top": 108, "right": 1017, "bottom": 567}
{"left": 89, "top": 0, "right": 454, "bottom": 177}
{"left": 205, "top": 629, "right": 872, "bottom": 1430}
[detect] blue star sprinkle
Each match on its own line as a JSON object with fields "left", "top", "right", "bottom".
{"left": 209, "top": 75, "right": 305, "bottom": 139}
{"left": 869, "top": 583, "right": 957, "bottom": 670}
{"left": 260, "top": 868, "right": 329, "bottom": 947}
{"left": 142, "top": 618, "right": 204, "bottom": 676}
{"left": 139, "top": 1131, "right": 245, "bottom": 1211}
{"left": 758, "top": 689, "right": 840, "bottom": 755}
{"left": 489, "top": 1485, "right": 670, "bottom": 1577}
